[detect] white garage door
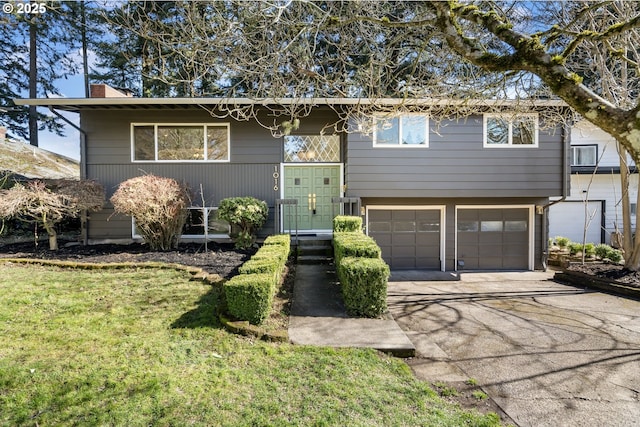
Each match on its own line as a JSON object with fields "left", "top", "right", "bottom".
{"left": 549, "top": 201, "right": 603, "bottom": 244}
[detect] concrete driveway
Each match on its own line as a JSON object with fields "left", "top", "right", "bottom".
{"left": 387, "top": 271, "right": 640, "bottom": 427}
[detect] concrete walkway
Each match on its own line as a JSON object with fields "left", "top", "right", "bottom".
{"left": 288, "top": 263, "right": 416, "bottom": 357}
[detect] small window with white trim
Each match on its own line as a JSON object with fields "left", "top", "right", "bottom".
{"left": 132, "top": 123, "right": 230, "bottom": 162}
{"left": 374, "top": 114, "right": 429, "bottom": 147}
{"left": 571, "top": 145, "right": 597, "bottom": 166}
{"left": 484, "top": 114, "right": 538, "bottom": 147}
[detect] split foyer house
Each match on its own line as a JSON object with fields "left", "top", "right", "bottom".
{"left": 16, "top": 87, "right": 570, "bottom": 271}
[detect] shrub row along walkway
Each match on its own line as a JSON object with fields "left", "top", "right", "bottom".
{"left": 287, "top": 262, "right": 416, "bottom": 357}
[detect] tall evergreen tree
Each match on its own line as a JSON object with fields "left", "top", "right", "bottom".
{"left": 0, "top": 1, "right": 86, "bottom": 145}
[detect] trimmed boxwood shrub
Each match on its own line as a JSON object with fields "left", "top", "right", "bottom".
{"left": 339, "top": 256, "right": 390, "bottom": 317}
{"left": 333, "top": 215, "right": 363, "bottom": 232}
{"left": 333, "top": 232, "right": 381, "bottom": 267}
{"left": 224, "top": 273, "right": 274, "bottom": 325}
{"left": 223, "top": 234, "right": 291, "bottom": 325}
{"left": 263, "top": 234, "right": 291, "bottom": 254}
{"left": 252, "top": 245, "right": 289, "bottom": 266}
{"left": 239, "top": 258, "right": 282, "bottom": 282}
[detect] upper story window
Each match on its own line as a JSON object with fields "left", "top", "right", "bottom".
{"left": 132, "top": 123, "right": 230, "bottom": 162}
{"left": 484, "top": 114, "right": 538, "bottom": 147}
{"left": 571, "top": 145, "right": 597, "bottom": 166}
{"left": 374, "top": 114, "right": 429, "bottom": 147}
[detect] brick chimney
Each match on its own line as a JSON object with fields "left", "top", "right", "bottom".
{"left": 89, "top": 84, "right": 133, "bottom": 98}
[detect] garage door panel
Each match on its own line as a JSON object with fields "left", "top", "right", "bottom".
{"left": 372, "top": 233, "right": 392, "bottom": 246}
{"left": 369, "top": 210, "right": 392, "bottom": 221}
{"left": 504, "top": 209, "right": 529, "bottom": 220}
{"left": 369, "top": 208, "right": 441, "bottom": 270}
{"left": 392, "top": 210, "right": 416, "bottom": 221}
{"left": 480, "top": 257, "right": 504, "bottom": 269}
{"left": 457, "top": 207, "right": 529, "bottom": 270}
{"left": 480, "top": 234, "right": 503, "bottom": 244}
{"left": 392, "top": 233, "right": 417, "bottom": 246}
{"left": 394, "top": 246, "right": 416, "bottom": 258}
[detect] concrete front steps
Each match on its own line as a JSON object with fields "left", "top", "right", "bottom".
{"left": 289, "top": 234, "right": 416, "bottom": 357}
{"left": 296, "top": 236, "right": 333, "bottom": 265}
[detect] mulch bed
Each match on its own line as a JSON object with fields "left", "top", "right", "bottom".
{"left": 564, "top": 262, "right": 640, "bottom": 289}
{"left": 0, "top": 240, "right": 255, "bottom": 279}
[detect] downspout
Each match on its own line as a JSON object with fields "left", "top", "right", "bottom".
{"left": 539, "top": 119, "right": 570, "bottom": 270}
{"left": 48, "top": 106, "right": 89, "bottom": 245}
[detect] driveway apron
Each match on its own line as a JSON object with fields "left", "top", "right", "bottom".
{"left": 387, "top": 271, "right": 640, "bottom": 427}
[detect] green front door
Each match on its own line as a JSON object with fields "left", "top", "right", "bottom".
{"left": 283, "top": 165, "right": 341, "bottom": 231}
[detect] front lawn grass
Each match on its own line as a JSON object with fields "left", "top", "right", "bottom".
{"left": 0, "top": 264, "right": 500, "bottom": 426}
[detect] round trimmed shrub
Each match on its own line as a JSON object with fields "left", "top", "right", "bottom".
{"left": 218, "top": 196, "right": 268, "bottom": 249}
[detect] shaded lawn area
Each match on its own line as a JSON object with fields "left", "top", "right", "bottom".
{"left": 0, "top": 264, "right": 500, "bottom": 426}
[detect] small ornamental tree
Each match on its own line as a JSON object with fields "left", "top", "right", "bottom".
{"left": 0, "top": 179, "right": 105, "bottom": 250}
{"left": 110, "top": 175, "right": 191, "bottom": 251}
{"left": 218, "top": 196, "right": 268, "bottom": 249}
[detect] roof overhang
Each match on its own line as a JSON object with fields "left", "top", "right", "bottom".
{"left": 13, "top": 97, "right": 568, "bottom": 113}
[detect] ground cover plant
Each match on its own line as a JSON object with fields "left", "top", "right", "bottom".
{"left": 0, "top": 263, "right": 500, "bottom": 426}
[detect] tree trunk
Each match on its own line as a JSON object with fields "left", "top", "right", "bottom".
{"left": 618, "top": 142, "right": 640, "bottom": 270}
{"left": 44, "top": 223, "right": 58, "bottom": 251}
{"left": 28, "top": 16, "right": 38, "bottom": 147}
{"left": 619, "top": 144, "right": 632, "bottom": 254}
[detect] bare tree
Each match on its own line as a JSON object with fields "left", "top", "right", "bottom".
{"left": 103, "top": 1, "right": 640, "bottom": 266}
{"left": 0, "top": 179, "right": 105, "bottom": 250}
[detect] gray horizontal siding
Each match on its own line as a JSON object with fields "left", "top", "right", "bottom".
{"left": 346, "top": 115, "right": 566, "bottom": 198}
{"left": 82, "top": 109, "right": 284, "bottom": 165}
{"left": 81, "top": 107, "right": 339, "bottom": 240}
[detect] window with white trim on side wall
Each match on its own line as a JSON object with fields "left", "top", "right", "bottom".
{"left": 570, "top": 145, "right": 597, "bottom": 166}
{"left": 373, "top": 114, "right": 429, "bottom": 147}
{"left": 483, "top": 113, "right": 538, "bottom": 147}
{"left": 131, "top": 123, "right": 230, "bottom": 162}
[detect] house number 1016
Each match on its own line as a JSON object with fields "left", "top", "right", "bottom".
{"left": 273, "top": 166, "right": 279, "bottom": 191}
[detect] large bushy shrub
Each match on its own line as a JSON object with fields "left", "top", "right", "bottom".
{"left": 218, "top": 196, "right": 268, "bottom": 249}
{"left": 110, "top": 174, "right": 190, "bottom": 251}
{"left": 0, "top": 179, "right": 105, "bottom": 250}
{"left": 338, "top": 256, "right": 390, "bottom": 317}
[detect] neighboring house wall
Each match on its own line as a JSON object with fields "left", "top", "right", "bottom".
{"left": 346, "top": 114, "right": 565, "bottom": 198}
{"left": 550, "top": 121, "right": 638, "bottom": 245}
{"left": 81, "top": 108, "right": 340, "bottom": 240}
